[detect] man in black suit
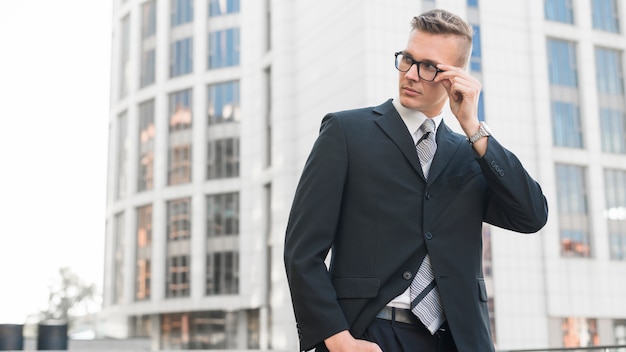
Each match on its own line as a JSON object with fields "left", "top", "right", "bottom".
{"left": 284, "top": 9, "right": 548, "bottom": 352}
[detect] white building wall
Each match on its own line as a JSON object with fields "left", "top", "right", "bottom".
{"left": 104, "top": 0, "right": 626, "bottom": 350}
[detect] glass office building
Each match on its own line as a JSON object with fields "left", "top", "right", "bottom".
{"left": 104, "top": 0, "right": 626, "bottom": 349}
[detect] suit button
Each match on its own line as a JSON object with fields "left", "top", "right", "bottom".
{"left": 403, "top": 271, "right": 412, "bottom": 280}
{"left": 425, "top": 192, "right": 432, "bottom": 200}
{"left": 424, "top": 232, "right": 433, "bottom": 240}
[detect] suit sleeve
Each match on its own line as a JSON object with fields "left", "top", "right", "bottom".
{"left": 284, "top": 114, "right": 350, "bottom": 351}
{"left": 477, "top": 137, "right": 548, "bottom": 233}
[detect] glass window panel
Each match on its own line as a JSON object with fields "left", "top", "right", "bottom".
{"left": 551, "top": 101, "right": 583, "bottom": 148}
{"left": 113, "top": 212, "right": 125, "bottom": 304}
{"left": 138, "top": 100, "right": 155, "bottom": 191}
{"left": 116, "top": 111, "right": 128, "bottom": 199}
{"left": 596, "top": 47, "right": 624, "bottom": 95}
{"left": 545, "top": 0, "right": 574, "bottom": 24}
{"left": 136, "top": 204, "right": 152, "bottom": 300}
{"left": 167, "top": 198, "right": 191, "bottom": 241}
{"left": 592, "top": 0, "right": 620, "bottom": 33}
{"left": 170, "top": 37, "right": 193, "bottom": 77}
{"left": 562, "top": 318, "right": 599, "bottom": 347}
{"left": 171, "top": 0, "right": 193, "bottom": 27}
{"left": 206, "top": 252, "right": 239, "bottom": 295}
{"left": 470, "top": 25, "right": 482, "bottom": 72}
{"left": 556, "top": 164, "right": 591, "bottom": 257}
{"left": 207, "top": 81, "right": 240, "bottom": 124}
{"left": 207, "top": 138, "right": 239, "bottom": 179}
{"left": 547, "top": 39, "right": 578, "bottom": 87}
{"left": 604, "top": 169, "right": 626, "bottom": 260}
{"left": 209, "top": 0, "right": 240, "bottom": 16}
{"left": 119, "top": 15, "right": 130, "bottom": 99}
{"left": 206, "top": 193, "right": 239, "bottom": 237}
{"left": 600, "top": 109, "right": 626, "bottom": 153}
{"left": 142, "top": 0, "right": 157, "bottom": 38}
{"left": 208, "top": 28, "right": 240, "bottom": 69}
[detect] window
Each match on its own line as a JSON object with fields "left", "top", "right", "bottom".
{"left": 136, "top": 205, "right": 152, "bottom": 300}
{"left": 600, "top": 109, "right": 626, "bottom": 153}
{"left": 209, "top": 0, "right": 240, "bottom": 16}
{"left": 206, "top": 252, "right": 239, "bottom": 294}
{"left": 166, "top": 256, "right": 190, "bottom": 297}
{"left": 161, "top": 312, "right": 238, "bottom": 349}
{"left": 548, "top": 39, "right": 578, "bottom": 87}
{"left": 168, "top": 90, "right": 193, "bottom": 185}
{"left": 556, "top": 164, "right": 591, "bottom": 257}
{"left": 171, "top": 0, "right": 193, "bottom": 27}
{"left": 208, "top": 81, "right": 240, "bottom": 124}
{"left": 138, "top": 100, "right": 155, "bottom": 191}
{"left": 545, "top": 0, "right": 574, "bottom": 24}
{"left": 592, "top": 0, "right": 620, "bottom": 33}
{"left": 116, "top": 111, "right": 128, "bottom": 199}
{"left": 615, "top": 320, "right": 626, "bottom": 345}
{"left": 548, "top": 39, "right": 582, "bottom": 148}
{"left": 119, "top": 15, "right": 130, "bottom": 98}
{"left": 170, "top": 37, "right": 193, "bottom": 77}
{"left": 562, "top": 317, "right": 599, "bottom": 347}
{"left": 207, "top": 138, "right": 239, "bottom": 179}
{"left": 605, "top": 169, "right": 626, "bottom": 260}
{"left": 166, "top": 198, "right": 191, "bottom": 298}
{"left": 113, "top": 212, "right": 125, "bottom": 304}
{"left": 470, "top": 25, "right": 482, "bottom": 72}
{"left": 208, "top": 28, "right": 240, "bottom": 69}
{"left": 140, "top": 0, "right": 156, "bottom": 87}
{"left": 167, "top": 198, "right": 191, "bottom": 241}
{"left": 169, "top": 89, "right": 193, "bottom": 132}
{"left": 551, "top": 101, "right": 583, "bottom": 148}
{"left": 206, "top": 193, "right": 239, "bottom": 237}
{"left": 141, "top": 0, "right": 156, "bottom": 37}
{"left": 169, "top": 145, "right": 192, "bottom": 185}
{"left": 596, "top": 48, "right": 625, "bottom": 153}
{"left": 596, "top": 47, "right": 624, "bottom": 95}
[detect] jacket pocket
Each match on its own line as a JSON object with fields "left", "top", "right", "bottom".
{"left": 478, "top": 278, "right": 488, "bottom": 302}
{"left": 333, "top": 277, "right": 380, "bottom": 299}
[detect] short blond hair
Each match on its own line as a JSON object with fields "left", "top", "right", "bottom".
{"left": 411, "top": 9, "right": 473, "bottom": 67}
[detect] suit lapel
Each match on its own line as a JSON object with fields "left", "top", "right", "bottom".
{"left": 428, "top": 122, "right": 464, "bottom": 184}
{"left": 373, "top": 101, "right": 423, "bottom": 177}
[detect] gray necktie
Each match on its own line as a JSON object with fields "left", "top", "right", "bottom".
{"left": 415, "top": 119, "right": 436, "bottom": 179}
{"left": 410, "top": 118, "right": 446, "bottom": 334}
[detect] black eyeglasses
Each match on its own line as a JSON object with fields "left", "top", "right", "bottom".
{"left": 394, "top": 51, "right": 444, "bottom": 82}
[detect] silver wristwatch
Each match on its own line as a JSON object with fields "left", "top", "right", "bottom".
{"left": 468, "top": 121, "right": 491, "bottom": 144}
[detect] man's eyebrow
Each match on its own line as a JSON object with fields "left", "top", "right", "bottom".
{"left": 401, "top": 52, "right": 438, "bottom": 66}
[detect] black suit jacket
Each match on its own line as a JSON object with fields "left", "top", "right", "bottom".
{"left": 284, "top": 99, "right": 548, "bottom": 351}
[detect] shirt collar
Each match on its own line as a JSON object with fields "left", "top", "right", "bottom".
{"left": 392, "top": 97, "right": 444, "bottom": 138}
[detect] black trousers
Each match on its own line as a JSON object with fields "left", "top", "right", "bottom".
{"left": 316, "top": 318, "right": 457, "bottom": 352}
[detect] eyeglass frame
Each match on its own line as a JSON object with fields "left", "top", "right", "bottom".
{"left": 394, "top": 51, "right": 445, "bottom": 82}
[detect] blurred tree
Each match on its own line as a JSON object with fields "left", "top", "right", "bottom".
{"left": 39, "top": 267, "right": 100, "bottom": 328}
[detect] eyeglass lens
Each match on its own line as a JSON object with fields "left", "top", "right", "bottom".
{"left": 395, "top": 53, "right": 439, "bottom": 81}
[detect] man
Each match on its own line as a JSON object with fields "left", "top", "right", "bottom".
{"left": 284, "top": 9, "right": 548, "bottom": 352}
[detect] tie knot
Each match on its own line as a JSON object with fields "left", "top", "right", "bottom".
{"left": 420, "top": 119, "right": 435, "bottom": 134}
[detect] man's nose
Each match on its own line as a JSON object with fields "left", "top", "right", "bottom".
{"left": 405, "top": 63, "right": 420, "bottom": 81}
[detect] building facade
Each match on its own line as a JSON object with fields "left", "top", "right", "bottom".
{"left": 103, "top": 0, "right": 626, "bottom": 350}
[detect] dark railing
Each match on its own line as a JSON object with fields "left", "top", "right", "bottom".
{"left": 500, "top": 346, "right": 626, "bottom": 352}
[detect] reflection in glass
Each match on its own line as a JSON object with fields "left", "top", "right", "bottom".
{"left": 136, "top": 205, "right": 152, "bottom": 300}
{"left": 207, "top": 81, "right": 240, "bottom": 124}
{"left": 209, "top": 0, "right": 240, "bottom": 17}
{"left": 138, "top": 100, "right": 155, "bottom": 191}
{"left": 605, "top": 169, "right": 626, "bottom": 260}
{"left": 207, "top": 138, "right": 239, "bottom": 180}
{"left": 206, "top": 193, "right": 239, "bottom": 237}
{"left": 556, "top": 164, "right": 591, "bottom": 257}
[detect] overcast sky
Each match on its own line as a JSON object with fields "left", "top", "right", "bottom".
{"left": 0, "top": 0, "right": 112, "bottom": 323}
